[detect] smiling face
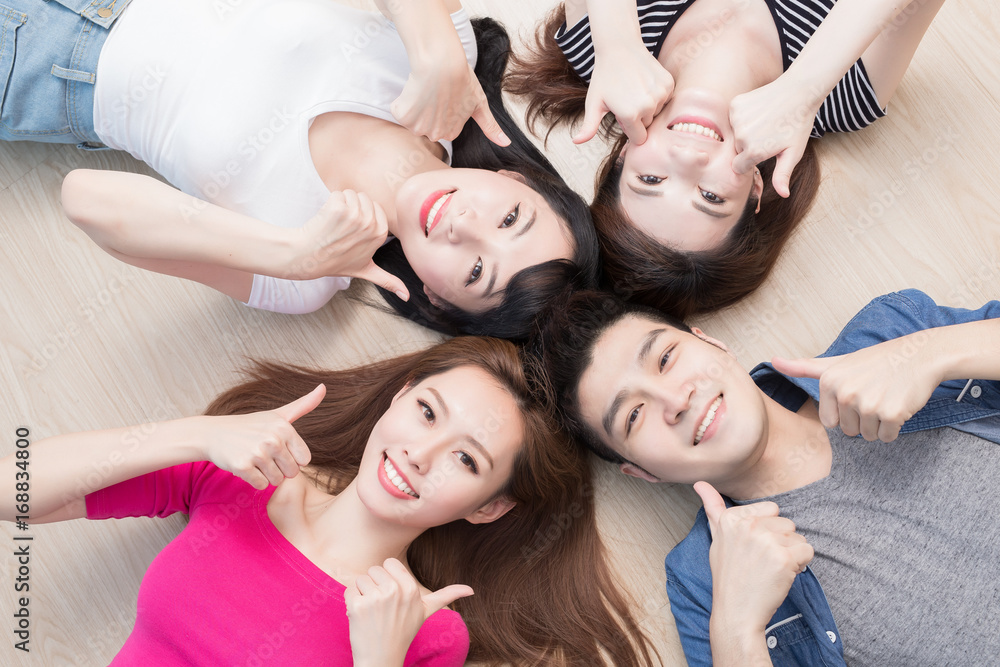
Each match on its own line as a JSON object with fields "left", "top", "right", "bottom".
{"left": 355, "top": 366, "right": 523, "bottom": 528}
{"left": 575, "top": 315, "right": 769, "bottom": 485}
{"left": 393, "top": 168, "right": 575, "bottom": 313}
{"left": 618, "top": 90, "right": 763, "bottom": 252}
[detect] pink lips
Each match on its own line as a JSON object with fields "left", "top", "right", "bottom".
{"left": 378, "top": 453, "right": 418, "bottom": 500}
{"left": 668, "top": 115, "right": 725, "bottom": 141}
{"left": 420, "top": 190, "right": 454, "bottom": 237}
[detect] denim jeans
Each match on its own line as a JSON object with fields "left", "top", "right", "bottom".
{"left": 0, "top": 0, "right": 129, "bottom": 145}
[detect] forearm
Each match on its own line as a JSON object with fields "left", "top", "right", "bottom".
{"left": 710, "top": 614, "right": 773, "bottom": 667}
{"left": 375, "top": 0, "right": 465, "bottom": 74}
{"left": 781, "top": 0, "right": 919, "bottom": 105}
{"left": 925, "top": 319, "right": 1000, "bottom": 384}
{"left": 62, "top": 170, "right": 296, "bottom": 277}
{"left": 585, "top": 0, "right": 646, "bottom": 56}
{"left": 0, "top": 417, "right": 207, "bottom": 522}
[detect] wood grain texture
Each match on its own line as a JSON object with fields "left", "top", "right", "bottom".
{"left": 0, "top": 0, "right": 997, "bottom": 664}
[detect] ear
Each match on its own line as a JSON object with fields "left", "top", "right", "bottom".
{"left": 422, "top": 284, "right": 447, "bottom": 310}
{"left": 619, "top": 462, "right": 660, "bottom": 483}
{"left": 496, "top": 169, "right": 528, "bottom": 184}
{"left": 690, "top": 327, "right": 735, "bottom": 358}
{"left": 465, "top": 496, "right": 516, "bottom": 524}
{"left": 751, "top": 167, "right": 764, "bottom": 213}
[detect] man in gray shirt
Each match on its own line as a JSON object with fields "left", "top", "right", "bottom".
{"left": 536, "top": 289, "right": 1000, "bottom": 666}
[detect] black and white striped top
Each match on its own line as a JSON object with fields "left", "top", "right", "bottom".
{"left": 555, "top": 0, "right": 887, "bottom": 138}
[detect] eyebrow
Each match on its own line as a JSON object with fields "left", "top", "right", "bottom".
{"left": 692, "top": 201, "right": 731, "bottom": 219}
{"left": 483, "top": 208, "right": 536, "bottom": 299}
{"left": 627, "top": 182, "right": 662, "bottom": 198}
{"left": 514, "top": 208, "right": 536, "bottom": 239}
{"left": 428, "top": 387, "right": 495, "bottom": 470}
{"left": 484, "top": 263, "right": 499, "bottom": 299}
{"left": 600, "top": 328, "right": 666, "bottom": 437}
{"left": 466, "top": 435, "right": 495, "bottom": 470}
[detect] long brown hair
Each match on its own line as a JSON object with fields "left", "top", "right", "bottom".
{"left": 592, "top": 137, "right": 821, "bottom": 319}
{"left": 206, "top": 337, "right": 657, "bottom": 666}
{"left": 508, "top": 3, "right": 822, "bottom": 318}
{"left": 507, "top": 4, "right": 598, "bottom": 142}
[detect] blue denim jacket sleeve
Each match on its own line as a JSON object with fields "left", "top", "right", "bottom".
{"left": 666, "top": 510, "right": 847, "bottom": 667}
{"left": 750, "top": 290, "right": 1000, "bottom": 437}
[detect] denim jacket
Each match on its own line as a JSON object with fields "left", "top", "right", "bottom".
{"left": 665, "top": 290, "right": 1000, "bottom": 667}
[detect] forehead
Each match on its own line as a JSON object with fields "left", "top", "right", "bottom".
{"left": 413, "top": 366, "right": 524, "bottom": 449}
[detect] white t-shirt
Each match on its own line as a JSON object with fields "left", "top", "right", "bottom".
{"left": 93, "top": 0, "right": 477, "bottom": 313}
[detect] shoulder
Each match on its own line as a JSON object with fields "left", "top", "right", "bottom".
{"left": 407, "top": 607, "right": 469, "bottom": 665}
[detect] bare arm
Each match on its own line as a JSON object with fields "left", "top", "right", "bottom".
{"left": 62, "top": 170, "right": 407, "bottom": 302}
{"left": 730, "top": 0, "right": 945, "bottom": 194}
{"left": 0, "top": 388, "right": 323, "bottom": 524}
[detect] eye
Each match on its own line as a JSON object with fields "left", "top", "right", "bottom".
{"left": 659, "top": 350, "right": 671, "bottom": 372}
{"left": 458, "top": 451, "right": 479, "bottom": 474}
{"left": 625, "top": 405, "right": 642, "bottom": 436}
{"left": 418, "top": 400, "right": 435, "bottom": 424}
{"left": 638, "top": 175, "right": 663, "bottom": 185}
{"left": 466, "top": 258, "right": 483, "bottom": 286}
{"left": 700, "top": 189, "right": 725, "bottom": 204}
{"left": 501, "top": 204, "right": 520, "bottom": 228}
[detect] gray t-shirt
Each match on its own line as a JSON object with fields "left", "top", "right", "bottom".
{"left": 736, "top": 425, "right": 1000, "bottom": 666}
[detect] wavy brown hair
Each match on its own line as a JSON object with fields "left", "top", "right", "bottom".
{"left": 509, "top": 4, "right": 822, "bottom": 319}
{"left": 206, "top": 337, "right": 657, "bottom": 666}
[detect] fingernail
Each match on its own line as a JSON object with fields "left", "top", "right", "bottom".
{"left": 395, "top": 290, "right": 409, "bottom": 301}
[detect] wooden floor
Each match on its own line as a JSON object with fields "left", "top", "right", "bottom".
{"left": 1, "top": 0, "right": 998, "bottom": 664}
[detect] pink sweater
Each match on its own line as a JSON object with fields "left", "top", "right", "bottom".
{"left": 86, "top": 462, "right": 469, "bottom": 665}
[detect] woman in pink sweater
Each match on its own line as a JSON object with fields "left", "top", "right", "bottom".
{"left": 1, "top": 337, "right": 656, "bottom": 666}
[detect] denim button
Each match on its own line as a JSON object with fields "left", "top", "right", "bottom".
{"left": 971, "top": 385, "right": 983, "bottom": 399}
{"left": 767, "top": 635, "right": 778, "bottom": 649}
{"left": 97, "top": 7, "right": 111, "bottom": 16}
{"left": 827, "top": 630, "right": 837, "bottom": 643}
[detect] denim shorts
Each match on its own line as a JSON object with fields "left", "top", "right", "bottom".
{"left": 0, "top": 0, "right": 129, "bottom": 146}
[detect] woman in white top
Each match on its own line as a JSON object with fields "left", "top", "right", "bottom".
{"left": 5, "top": 0, "right": 599, "bottom": 339}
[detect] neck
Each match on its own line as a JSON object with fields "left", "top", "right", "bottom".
{"left": 308, "top": 112, "right": 449, "bottom": 236}
{"left": 715, "top": 394, "right": 831, "bottom": 501}
{"left": 660, "top": 2, "right": 784, "bottom": 102}
{"left": 307, "top": 479, "right": 425, "bottom": 579}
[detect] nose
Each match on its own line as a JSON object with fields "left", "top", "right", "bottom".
{"left": 446, "top": 207, "right": 481, "bottom": 245}
{"left": 658, "top": 380, "right": 694, "bottom": 425}
{"left": 402, "top": 434, "right": 447, "bottom": 474}
{"left": 668, "top": 143, "right": 710, "bottom": 168}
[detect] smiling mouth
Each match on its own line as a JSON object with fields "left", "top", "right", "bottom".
{"left": 669, "top": 121, "right": 723, "bottom": 142}
{"left": 694, "top": 395, "right": 723, "bottom": 445}
{"left": 383, "top": 454, "right": 418, "bottom": 497}
{"left": 423, "top": 191, "right": 454, "bottom": 237}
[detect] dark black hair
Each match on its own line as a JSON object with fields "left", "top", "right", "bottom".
{"left": 531, "top": 289, "right": 691, "bottom": 463}
{"left": 372, "top": 17, "right": 599, "bottom": 341}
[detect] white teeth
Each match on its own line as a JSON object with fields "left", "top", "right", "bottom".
{"left": 669, "top": 122, "right": 722, "bottom": 141}
{"left": 425, "top": 192, "right": 453, "bottom": 234}
{"left": 694, "top": 396, "right": 723, "bottom": 445}
{"left": 383, "top": 457, "right": 417, "bottom": 497}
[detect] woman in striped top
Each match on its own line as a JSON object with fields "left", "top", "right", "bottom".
{"left": 510, "top": 0, "right": 945, "bottom": 319}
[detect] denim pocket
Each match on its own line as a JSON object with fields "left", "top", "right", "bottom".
{"left": 0, "top": 4, "right": 26, "bottom": 115}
